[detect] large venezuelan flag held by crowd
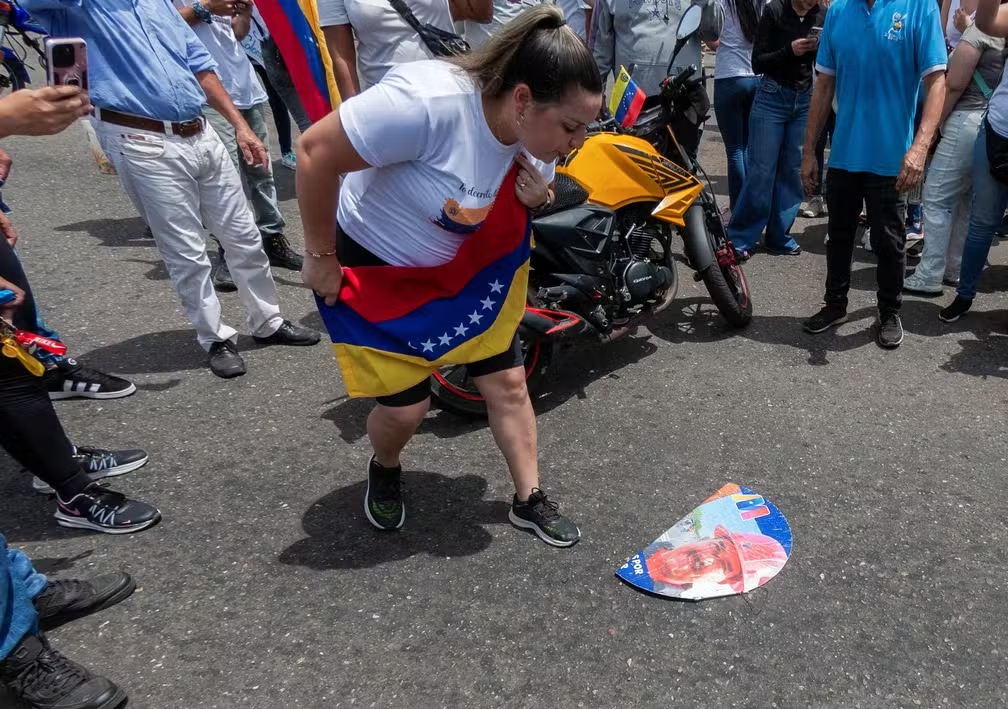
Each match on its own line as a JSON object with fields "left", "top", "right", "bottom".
{"left": 315, "top": 167, "right": 531, "bottom": 398}
{"left": 254, "top": 0, "right": 340, "bottom": 121}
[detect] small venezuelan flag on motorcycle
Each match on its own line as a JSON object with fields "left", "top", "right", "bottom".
{"left": 608, "top": 66, "right": 646, "bottom": 129}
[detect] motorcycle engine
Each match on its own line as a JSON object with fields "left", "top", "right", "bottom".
{"left": 622, "top": 259, "right": 673, "bottom": 306}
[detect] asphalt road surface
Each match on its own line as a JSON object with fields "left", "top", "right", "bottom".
{"left": 1, "top": 74, "right": 1006, "bottom": 707}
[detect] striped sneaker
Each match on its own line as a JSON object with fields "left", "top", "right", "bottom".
{"left": 45, "top": 358, "right": 136, "bottom": 400}
{"left": 33, "top": 446, "right": 149, "bottom": 495}
{"left": 54, "top": 484, "right": 161, "bottom": 535}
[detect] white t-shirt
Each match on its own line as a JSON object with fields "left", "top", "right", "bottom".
{"left": 317, "top": 0, "right": 455, "bottom": 90}
{"left": 985, "top": 56, "right": 1008, "bottom": 136}
{"left": 240, "top": 7, "right": 269, "bottom": 68}
{"left": 713, "top": 0, "right": 764, "bottom": 79}
{"left": 174, "top": 1, "right": 268, "bottom": 109}
{"left": 465, "top": 0, "right": 585, "bottom": 48}
{"left": 337, "top": 60, "right": 555, "bottom": 267}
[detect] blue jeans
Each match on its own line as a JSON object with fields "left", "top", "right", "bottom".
{"left": 959, "top": 122, "right": 1008, "bottom": 301}
{"left": 1, "top": 534, "right": 47, "bottom": 661}
{"left": 713, "top": 76, "right": 759, "bottom": 210}
{"left": 728, "top": 77, "right": 809, "bottom": 252}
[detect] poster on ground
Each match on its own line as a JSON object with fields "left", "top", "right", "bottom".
{"left": 616, "top": 483, "right": 792, "bottom": 601}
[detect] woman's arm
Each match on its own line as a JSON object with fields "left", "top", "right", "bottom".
{"left": 939, "top": 39, "right": 982, "bottom": 124}
{"left": 323, "top": 25, "right": 361, "bottom": 99}
{"left": 448, "top": 0, "right": 492, "bottom": 23}
{"left": 975, "top": 0, "right": 1008, "bottom": 37}
{"left": 751, "top": 4, "right": 797, "bottom": 75}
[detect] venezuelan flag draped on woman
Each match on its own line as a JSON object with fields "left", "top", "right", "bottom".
{"left": 254, "top": 0, "right": 340, "bottom": 121}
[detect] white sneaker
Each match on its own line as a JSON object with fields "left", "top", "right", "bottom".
{"left": 801, "top": 195, "right": 826, "bottom": 218}
{"left": 281, "top": 151, "right": 297, "bottom": 170}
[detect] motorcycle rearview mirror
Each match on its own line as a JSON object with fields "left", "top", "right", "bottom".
{"left": 666, "top": 4, "right": 704, "bottom": 76}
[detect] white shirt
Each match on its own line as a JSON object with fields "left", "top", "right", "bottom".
{"left": 317, "top": 0, "right": 455, "bottom": 90}
{"left": 338, "top": 60, "right": 555, "bottom": 266}
{"left": 713, "top": 0, "right": 768, "bottom": 79}
{"left": 465, "top": 0, "right": 586, "bottom": 48}
{"left": 174, "top": 0, "right": 268, "bottom": 109}
{"left": 240, "top": 6, "right": 269, "bottom": 68}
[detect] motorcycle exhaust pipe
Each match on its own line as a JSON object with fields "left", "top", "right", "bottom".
{"left": 521, "top": 307, "right": 599, "bottom": 342}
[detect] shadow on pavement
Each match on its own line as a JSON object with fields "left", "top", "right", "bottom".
{"left": 54, "top": 216, "right": 150, "bottom": 248}
{"left": 80, "top": 328, "right": 206, "bottom": 374}
{"left": 0, "top": 482, "right": 95, "bottom": 544}
{"left": 279, "top": 471, "right": 509, "bottom": 570}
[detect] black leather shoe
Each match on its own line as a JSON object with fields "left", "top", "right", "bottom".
{"left": 263, "top": 234, "right": 304, "bottom": 270}
{"left": 34, "top": 573, "right": 136, "bottom": 631}
{"left": 0, "top": 634, "right": 127, "bottom": 709}
{"left": 253, "top": 320, "right": 321, "bottom": 347}
{"left": 211, "top": 246, "right": 236, "bottom": 293}
{"left": 208, "top": 340, "right": 246, "bottom": 378}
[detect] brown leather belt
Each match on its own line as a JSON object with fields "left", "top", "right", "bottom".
{"left": 94, "top": 108, "right": 204, "bottom": 138}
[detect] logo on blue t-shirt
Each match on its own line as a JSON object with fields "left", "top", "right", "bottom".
{"left": 886, "top": 12, "right": 905, "bottom": 41}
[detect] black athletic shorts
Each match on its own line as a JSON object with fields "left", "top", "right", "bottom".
{"left": 336, "top": 223, "right": 523, "bottom": 408}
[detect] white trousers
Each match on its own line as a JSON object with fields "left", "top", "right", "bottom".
{"left": 94, "top": 118, "right": 283, "bottom": 350}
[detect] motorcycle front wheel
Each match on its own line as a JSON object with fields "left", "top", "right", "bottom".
{"left": 699, "top": 201, "right": 752, "bottom": 328}
{"left": 431, "top": 327, "right": 554, "bottom": 418}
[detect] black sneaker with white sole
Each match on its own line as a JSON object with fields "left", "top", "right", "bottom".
{"left": 34, "top": 572, "right": 136, "bottom": 631}
{"left": 939, "top": 295, "right": 972, "bottom": 322}
{"left": 876, "top": 311, "right": 904, "bottom": 349}
{"left": 509, "top": 488, "right": 580, "bottom": 547}
{"left": 55, "top": 484, "right": 161, "bottom": 535}
{"left": 33, "top": 446, "right": 149, "bottom": 495}
{"left": 45, "top": 359, "right": 136, "bottom": 401}
{"left": 802, "top": 305, "right": 848, "bottom": 334}
{"left": 0, "top": 634, "right": 127, "bottom": 709}
{"left": 364, "top": 457, "right": 404, "bottom": 530}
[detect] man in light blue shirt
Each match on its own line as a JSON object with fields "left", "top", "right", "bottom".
{"left": 799, "top": 0, "right": 946, "bottom": 349}
{"left": 20, "top": 0, "right": 321, "bottom": 377}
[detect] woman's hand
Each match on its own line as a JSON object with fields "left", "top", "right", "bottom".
{"left": 791, "top": 38, "right": 816, "bottom": 55}
{"left": 514, "top": 153, "right": 549, "bottom": 210}
{"left": 301, "top": 254, "right": 344, "bottom": 306}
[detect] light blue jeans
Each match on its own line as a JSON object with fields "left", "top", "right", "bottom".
{"left": 727, "top": 77, "right": 809, "bottom": 253}
{"left": 1, "top": 534, "right": 47, "bottom": 660}
{"left": 959, "top": 122, "right": 1008, "bottom": 300}
{"left": 713, "top": 75, "right": 759, "bottom": 211}
{"left": 916, "top": 109, "right": 982, "bottom": 288}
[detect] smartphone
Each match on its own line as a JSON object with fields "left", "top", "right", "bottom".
{"left": 809, "top": 26, "right": 822, "bottom": 40}
{"left": 44, "top": 37, "right": 88, "bottom": 90}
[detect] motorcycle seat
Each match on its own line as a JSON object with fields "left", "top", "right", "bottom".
{"left": 538, "top": 173, "right": 588, "bottom": 217}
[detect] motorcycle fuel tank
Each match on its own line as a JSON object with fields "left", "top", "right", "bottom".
{"left": 557, "top": 132, "right": 703, "bottom": 227}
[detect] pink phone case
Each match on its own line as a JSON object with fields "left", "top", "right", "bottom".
{"left": 46, "top": 39, "right": 88, "bottom": 91}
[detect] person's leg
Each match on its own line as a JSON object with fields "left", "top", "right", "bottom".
{"left": 862, "top": 170, "right": 907, "bottom": 348}
{"left": 255, "top": 64, "right": 292, "bottom": 155}
{"left": 713, "top": 76, "right": 757, "bottom": 211}
{"left": 911, "top": 109, "right": 979, "bottom": 291}
{"left": 803, "top": 107, "right": 834, "bottom": 217}
{"left": 804, "top": 168, "right": 863, "bottom": 332}
{"left": 261, "top": 37, "right": 313, "bottom": 134}
{"left": 727, "top": 78, "right": 789, "bottom": 253}
{"left": 947, "top": 122, "right": 1008, "bottom": 318}
{"left": 0, "top": 534, "right": 39, "bottom": 661}
{"left": 944, "top": 188, "right": 971, "bottom": 284}
{"left": 470, "top": 337, "right": 579, "bottom": 547}
{"left": 95, "top": 121, "right": 241, "bottom": 351}
{"left": 764, "top": 87, "right": 808, "bottom": 251}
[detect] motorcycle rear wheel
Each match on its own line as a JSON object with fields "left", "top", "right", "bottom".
{"left": 431, "top": 327, "right": 554, "bottom": 418}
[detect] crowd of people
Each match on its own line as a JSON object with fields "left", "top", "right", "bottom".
{"left": 0, "top": 0, "right": 1006, "bottom": 705}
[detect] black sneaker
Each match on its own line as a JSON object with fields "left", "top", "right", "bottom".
{"left": 0, "top": 634, "right": 126, "bottom": 709}
{"left": 211, "top": 247, "right": 237, "bottom": 292}
{"left": 208, "top": 340, "right": 246, "bottom": 378}
{"left": 253, "top": 319, "right": 322, "bottom": 347}
{"left": 263, "top": 233, "right": 304, "bottom": 270}
{"left": 45, "top": 359, "right": 136, "bottom": 401}
{"left": 364, "top": 457, "right": 404, "bottom": 530}
{"left": 802, "top": 305, "right": 848, "bottom": 334}
{"left": 33, "top": 446, "right": 149, "bottom": 495}
{"left": 876, "top": 310, "right": 904, "bottom": 349}
{"left": 939, "top": 295, "right": 972, "bottom": 323}
{"left": 509, "top": 488, "right": 580, "bottom": 547}
{"left": 54, "top": 484, "right": 161, "bottom": 535}
{"left": 34, "top": 572, "right": 136, "bottom": 631}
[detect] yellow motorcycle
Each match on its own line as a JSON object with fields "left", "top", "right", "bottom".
{"left": 432, "top": 6, "right": 750, "bottom": 416}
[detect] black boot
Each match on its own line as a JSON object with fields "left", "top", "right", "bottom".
{"left": 263, "top": 233, "right": 304, "bottom": 270}
{"left": 211, "top": 244, "right": 236, "bottom": 292}
{"left": 0, "top": 634, "right": 126, "bottom": 709}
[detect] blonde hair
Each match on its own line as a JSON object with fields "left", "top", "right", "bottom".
{"left": 451, "top": 5, "right": 601, "bottom": 103}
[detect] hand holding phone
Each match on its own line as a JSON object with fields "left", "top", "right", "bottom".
{"left": 44, "top": 37, "right": 88, "bottom": 91}
{"left": 809, "top": 26, "right": 822, "bottom": 41}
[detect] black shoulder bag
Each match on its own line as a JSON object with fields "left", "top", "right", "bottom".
{"left": 388, "top": 0, "right": 471, "bottom": 58}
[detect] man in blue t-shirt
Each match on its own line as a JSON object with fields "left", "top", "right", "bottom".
{"left": 799, "top": 0, "right": 947, "bottom": 349}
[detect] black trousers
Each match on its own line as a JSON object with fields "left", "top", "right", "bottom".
{"left": 0, "top": 238, "right": 90, "bottom": 496}
{"left": 824, "top": 168, "right": 908, "bottom": 313}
